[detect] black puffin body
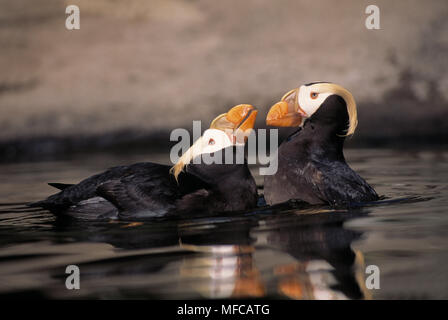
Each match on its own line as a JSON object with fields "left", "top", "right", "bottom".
{"left": 31, "top": 105, "right": 259, "bottom": 219}
{"left": 32, "top": 147, "right": 257, "bottom": 220}
{"left": 264, "top": 83, "right": 378, "bottom": 206}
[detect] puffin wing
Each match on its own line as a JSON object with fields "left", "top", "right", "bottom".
{"left": 96, "top": 178, "right": 177, "bottom": 219}
{"left": 29, "top": 164, "right": 137, "bottom": 211}
{"left": 308, "top": 160, "right": 378, "bottom": 206}
{"left": 30, "top": 163, "right": 171, "bottom": 213}
{"left": 95, "top": 168, "right": 211, "bottom": 219}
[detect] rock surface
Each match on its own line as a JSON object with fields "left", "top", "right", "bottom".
{"left": 1, "top": 0, "right": 447, "bottom": 159}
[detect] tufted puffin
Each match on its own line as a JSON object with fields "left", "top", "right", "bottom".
{"left": 30, "top": 104, "right": 259, "bottom": 220}
{"left": 263, "top": 82, "right": 378, "bottom": 206}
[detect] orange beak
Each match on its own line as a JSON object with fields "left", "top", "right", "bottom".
{"left": 266, "top": 88, "right": 307, "bottom": 127}
{"left": 226, "top": 104, "right": 258, "bottom": 132}
{"left": 209, "top": 104, "right": 258, "bottom": 143}
{"left": 211, "top": 104, "right": 258, "bottom": 132}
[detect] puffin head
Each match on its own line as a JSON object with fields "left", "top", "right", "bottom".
{"left": 171, "top": 104, "right": 258, "bottom": 180}
{"left": 266, "top": 82, "right": 357, "bottom": 136}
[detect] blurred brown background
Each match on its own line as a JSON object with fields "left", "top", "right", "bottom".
{"left": 1, "top": 0, "right": 447, "bottom": 160}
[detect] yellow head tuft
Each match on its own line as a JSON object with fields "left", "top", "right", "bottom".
{"left": 316, "top": 83, "right": 358, "bottom": 136}
{"left": 169, "top": 135, "right": 204, "bottom": 182}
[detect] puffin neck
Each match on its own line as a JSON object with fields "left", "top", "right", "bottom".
{"left": 301, "top": 118, "right": 345, "bottom": 159}
{"left": 196, "top": 161, "right": 254, "bottom": 204}
{"left": 281, "top": 95, "right": 349, "bottom": 161}
{"left": 186, "top": 146, "right": 252, "bottom": 193}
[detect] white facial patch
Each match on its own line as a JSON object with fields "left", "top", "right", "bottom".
{"left": 170, "top": 128, "right": 238, "bottom": 179}
{"left": 184, "top": 129, "right": 234, "bottom": 165}
{"left": 298, "top": 84, "right": 332, "bottom": 118}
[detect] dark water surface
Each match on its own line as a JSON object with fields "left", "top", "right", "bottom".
{"left": 0, "top": 149, "right": 447, "bottom": 299}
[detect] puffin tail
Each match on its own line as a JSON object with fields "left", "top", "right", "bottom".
{"left": 48, "top": 183, "right": 74, "bottom": 190}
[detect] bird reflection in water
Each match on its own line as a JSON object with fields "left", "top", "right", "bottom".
{"left": 179, "top": 245, "right": 265, "bottom": 298}
{"left": 177, "top": 206, "right": 371, "bottom": 300}
{"left": 49, "top": 203, "right": 371, "bottom": 299}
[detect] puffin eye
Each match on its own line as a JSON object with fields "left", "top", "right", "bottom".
{"left": 310, "top": 92, "right": 319, "bottom": 99}
{"left": 208, "top": 138, "right": 215, "bottom": 145}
